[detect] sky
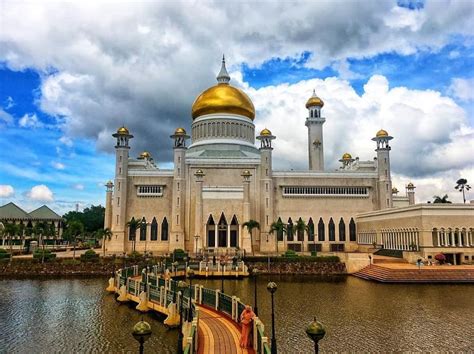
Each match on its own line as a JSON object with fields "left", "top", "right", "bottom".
{"left": 0, "top": 0, "right": 473, "bottom": 215}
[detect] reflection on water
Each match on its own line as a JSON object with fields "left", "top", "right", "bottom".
{"left": 1, "top": 276, "right": 473, "bottom": 353}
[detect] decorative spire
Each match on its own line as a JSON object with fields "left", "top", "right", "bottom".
{"left": 216, "top": 54, "right": 231, "bottom": 84}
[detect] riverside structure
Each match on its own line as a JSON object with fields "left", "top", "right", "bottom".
{"left": 103, "top": 57, "right": 474, "bottom": 264}
{"left": 108, "top": 261, "right": 270, "bottom": 353}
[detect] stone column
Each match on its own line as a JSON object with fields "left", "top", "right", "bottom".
{"left": 194, "top": 169, "right": 205, "bottom": 251}
{"left": 241, "top": 170, "right": 252, "bottom": 253}
{"left": 437, "top": 230, "right": 441, "bottom": 247}
{"left": 450, "top": 230, "right": 454, "bottom": 247}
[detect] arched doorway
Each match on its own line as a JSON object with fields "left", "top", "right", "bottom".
{"left": 218, "top": 213, "right": 228, "bottom": 247}
{"left": 230, "top": 215, "right": 239, "bottom": 248}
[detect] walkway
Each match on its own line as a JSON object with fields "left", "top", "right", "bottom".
{"left": 197, "top": 306, "right": 255, "bottom": 354}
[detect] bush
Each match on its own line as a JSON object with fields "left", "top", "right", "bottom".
{"left": 80, "top": 249, "right": 99, "bottom": 262}
{"left": 0, "top": 248, "right": 10, "bottom": 260}
{"left": 33, "top": 249, "right": 57, "bottom": 261}
{"left": 311, "top": 251, "right": 318, "bottom": 257}
{"left": 128, "top": 251, "right": 142, "bottom": 259}
{"left": 244, "top": 255, "right": 340, "bottom": 263}
{"left": 172, "top": 248, "right": 188, "bottom": 261}
{"left": 283, "top": 250, "right": 298, "bottom": 258}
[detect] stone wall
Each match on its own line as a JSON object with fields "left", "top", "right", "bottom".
{"left": 246, "top": 260, "right": 346, "bottom": 275}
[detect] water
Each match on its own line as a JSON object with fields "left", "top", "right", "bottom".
{"left": 1, "top": 276, "right": 473, "bottom": 353}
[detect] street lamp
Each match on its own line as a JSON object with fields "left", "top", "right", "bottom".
{"left": 177, "top": 280, "right": 188, "bottom": 354}
{"left": 267, "top": 281, "right": 278, "bottom": 354}
{"left": 173, "top": 261, "right": 179, "bottom": 277}
{"left": 305, "top": 317, "right": 326, "bottom": 354}
{"left": 220, "top": 259, "right": 226, "bottom": 293}
{"left": 187, "top": 269, "right": 195, "bottom": 321}
{"left": 194, "top": 235, "right": 200, "bottom": 257}
{"left": 132, "top": 319, "right": 152, "bottom": 354}
{"left": 252, "top": 268, "right": 259, "bottom": 316}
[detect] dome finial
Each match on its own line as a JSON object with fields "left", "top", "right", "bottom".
{"left": 217, "top": 54, "right": 230, "bottom": 84}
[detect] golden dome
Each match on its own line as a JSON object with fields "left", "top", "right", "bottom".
{"left": 407, "top": 182, "right": 415, "bottom": 188}
{"left": 139, "top": 151, "right": 151, "bottom": 159}
{"left": 175, "top": 127, "right": 186, "bottom": 135}
{"left": 191, "top": 83, "right": 255, "bottom": 120}
{"left": 376, "top": 129, "right": 388, "bottom": 137}
{"left": 260, "top": 128, "right": 272, "bottom": 136}
{"left": 117, "top": 126, "right": 129, "bottom": 135}
{"left": 342, "top": 153, "right": 352, "bottom": 160}
{"left": 392, "top": 187, "right": 399, "bottom": 194}
{"left": 306, "top": 90, "right": 324, "bottom": 108}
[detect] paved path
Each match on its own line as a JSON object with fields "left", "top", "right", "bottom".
{"left": 197, "top": 306, "right": 255, "bottom": 354}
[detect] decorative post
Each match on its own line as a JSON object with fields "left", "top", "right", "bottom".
{"left": 267, "top": 281, "right": 278, "bottom": 354}
{"left": 132, "top": 320, "right": 152, "bottom": 354}
{"left": 305, "top": 317, "right": 326, "bottom": 354}
{"left": 252, "top": 268, "right": 259, "bottom": 316}
{"left": 177, "top": 280, "right": 188, "bottom": 354}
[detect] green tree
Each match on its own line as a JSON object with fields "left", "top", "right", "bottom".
{"left": 433, "top": 195, "right": 452, "bottom": 204}
{"left": 242, "top": 220, "right": 260, "bottom": 256}
{"left": 269, "top": 220, "right": 286, "bottom": 254}
{"left": 455, "top": 178, "right": 471, "bottom": 204}
{"left": 294, "top": 218, "right": 307, "bottom": 243}
{"left": 63, "top": 220, "right": 84, "bottom": 259}
{"left": 63, "top": 205, "right": 105, "bottom": 234}
{"left": 4, "top": 222, "right": 19, "bottom": 262}
{"left": 97, "top": 228, "right": 113, "bottom": 257}
{"left": 126, "top": 217, "right": 144, "bottom": 253}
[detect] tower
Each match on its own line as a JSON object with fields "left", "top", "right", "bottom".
{"left": 372, "top": 129, "right": 393, "bottom": 209}
{"left": 104, "top": 180, "right": 114, "bottom": 230}
{"left": 170, "top": 127, "right": 190, "bottom": 251}
{"left": 406, "top": 182, "right": 416, "bottom": 205}
{"left": 257, "top": 128, "right": 276, "bottom": 252}
{"left": 111, "top": 126, "right": 133, "bottom": 251}
{"left": 305, "top": 90, "right": 325, "bottom": 171}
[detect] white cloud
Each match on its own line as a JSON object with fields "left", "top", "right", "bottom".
{"left": 72, "top": 183, "right": 84, "bottom": 190}
{"left": 52, "top": 161, "right": 65, "bottom": 170}
{"left": 5, "top": 96, "right": 15, "bottom": 109}
{"left": 448, "top": 78, "right": 474, "bottom": 102}
{"left": 0, "top": 185, "right": 15, "bottom": 198}
{"left": 18, "top": 113, "right": 42, "bottom": 128}
{"left": 0, "top": 107, "right": 14, "bottom": 125}
{"left": 27, "top": 185, "right": 54, "bottom": 202}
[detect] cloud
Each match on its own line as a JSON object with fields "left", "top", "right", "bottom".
{"left": 0, "top": 1, "right": 472, "bottom": 162}
{"left": 448, "top": 78, "right": 474, "bottom": 102}
{"left": 18, "top": 113, "right": 42, "bottom": 128}
{"left": 72, "top": 183, "right": 84, "bottom": 190}
{"left": 5, "top": 96, "right": 15, "bottom": 109}
{"left": 0, "top": 107, "right": 14, "bottom": 125}
{"left": 52, "top": 161, "right": 65, "bottom": 170}
{"left": 0, "top": 185, "right": 15, "bottom": 198}
{"left": 26, "top": 184, "right": 54, "bottom": 202}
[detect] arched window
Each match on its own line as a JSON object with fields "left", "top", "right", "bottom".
{"left": 432, "top": 228, "right": 438, "bottom": 247}
{"left": 349, "top": 218, "right": 356, "bottom": 241}
{"left": 218, "top": 213, "right": 228, "bottom": 247}
{"left": 297, "top": 217, "right": 305, "bottom": 242}
{"left": 140, "top": 217, "right": 147, "bottom": 241}
{"left": 151, "top": 217, "right": 158, "bottom": 241}
{"left": 277, "top": 217, "right": 284, "bottom": 241}
{"left": 206, "top": 215, "right": 215, "bottom": 248}
{"left": 161, "top": 217, "right": 168, "bottom": 241}
{"left": 329, "top": 218, "right": 335, "bottom": 241}
{"left": 318, "top": 218, "right": 325, "bottom": 241}
{"left": 128, "top": 217, "right": 136, "bottom": 241}
{"left": 287, "top": 218, "right": 294, "bottom": 241}
{"left": 230, "top": 215, "right": 239, "bottom": 248}
{"left": 339, "top": 218, "right": 346, "bottom": 242}
{"left": 308, "top": 218, "right": 315, "bottom": 242}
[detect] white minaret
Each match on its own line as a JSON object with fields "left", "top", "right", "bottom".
{"left": 305, "top": 90, "right": 325, "bottom": 171}
{"left": 406, "top": 182, "right": 416, "bottom": 205}
{"left": 104, "top": 180, "right": 114, "bottom": 230}
{"left": 372, "top": 129, "right": 393, "bottom": 209}
{"left": 111, "top": 126, "right": 133, "bottom": 251}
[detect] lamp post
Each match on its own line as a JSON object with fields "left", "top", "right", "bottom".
{"left": 305, "top": 317, "right": 326, "bottom": 354}
{"left": 173, "top": 261, "right": 179, "bottom": 277}
{"left": 187, "top": 269, "right": 195, "bottom": 321}
{"left": 194, "top": 235, "right": 200, "bottom": 257}
{"left": 252, "top": 268, "right": 259, "bottom": 316}
{"left": 368, "top": 254, "right": 372, "bottom": 267}
{"left": 177, "top": 280, "right": 188, "bottom": 354}
{"left": 132, "top": 319, "right": 152, "bottom": 354}
{"left": 267, "top": 281, "right": 278, "bottom": 354}
{"left": 220, "top": 259, "right": 226, "bottom": 293}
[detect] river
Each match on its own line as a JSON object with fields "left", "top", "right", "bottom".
{"left": 0, "top": 276, "right": 473, "bottom": 353}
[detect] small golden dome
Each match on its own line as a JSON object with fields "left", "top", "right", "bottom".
{"left": 376, "top": 129, "right": 388, "bottom": 137}
{"left": 407, "top": 182, "right": 415, "bottom": 188}
{"left": 242, "top": 170, "right": 251, "bottom": 176}
{"left": 342, "top": 153, "right": 352, "bottom": 160}
{"left": 139, "top": 151, "right": 151, "bottom": 159}
{"left": 191, "top": 84, "right": 255, "bottom": 120}
{"left": 117, "top": 126, "right": 129, "bottom": 135}
{"left": 260, "top": 128, "right": 272, "bottom": 136}
{"left": 306, "top": 91, "right": 324, "bottom": 108}
{"left": 392, "top": 187, "right": 399, "bottom": 194}
{"left": 175, "top": 127, "right": 186, "bottom": 135}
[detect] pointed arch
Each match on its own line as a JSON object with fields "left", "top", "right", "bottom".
{"left": 161, "top": 217, "right": 168, "bottom": 241}
{"left": 151, "top": 217, "right": 158, "bottom": 241}
{"left": 329, "top": 218, "right": 335, "bottom": 241}
{"left": 140, "top": 217, "right": 147, "bottom": 241}
{"left": 339, "top": 217, "right": 346, "bottom": 242}
{"left": 349, "top": 218, "right": 356, "bottom": 241}
{"left": 308, "top": 218, "right": 315, "bottom": 242}
{"left": 218, "top": 212, "right": 228, "bottom": 247}
{"left": 297, "top": 217, "right": 305, "bottom": 242}
{"left": 231, "top": 215, "right": 238, "bottom": 225}
{"left": 287, "top": 217, "right": 294, "bottom": 241}
{"left": 128, "top": 217, "right": 136, "bottom": 241}
{"left": 230, "top": 215, "right": 239, "bottom": 247}
{"left": 318, "top": 218, "right": 325, "bottom": 241}
{"left": 277, "top": 217, "right": 284, "bottom": 241}
{"left": 206, "top": 215, "right": 216, "bottom": 248}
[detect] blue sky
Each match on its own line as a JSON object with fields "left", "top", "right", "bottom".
{"left": 0, "top": 1, "right": 473, "bottom": 213}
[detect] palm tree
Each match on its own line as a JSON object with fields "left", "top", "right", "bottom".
{"left": 433, "top": 195, "right": 452, "bottom": 204}
{"left": 295, "top": 218, "right": 307, "bottom": 244}
{"left": 64, "top": 220, "right": 84, "bottom": 259}
{"left": 242, "top": 220, "right": 260, "bottom": 256}
{"left": 269, "top": 220, "right": 286, "bottom": 254}
{"left": 126, "top": 217, "right": 144, "bottom": 253}
{"left": 455, "top": 178, "right": 471, "bottom": 204}
{"left": 4, "top": 222, "right": 19, "bottom": 262}
{"left": 97, "top": 228, "right": 113, "bottom": 257}
{"left": 35, "top": 222, "right": 50, "bottom": 263}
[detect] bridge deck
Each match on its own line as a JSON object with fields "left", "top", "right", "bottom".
{"left": 197, "top": 306, "right": 255, "bottom": 354}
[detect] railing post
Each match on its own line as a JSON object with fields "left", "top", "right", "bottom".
{"left": 199, "top": 285, "right": 203, "bottom": 304}
{"left": 160, "top": 285, "right": 165, "bottom": 307}
{"left": 215, "top": 289, "right": 220, "bottom": 310}
{"left": 253, "top": 317, "right": 259, "bottom": 352}
{"left": 231, "top": 296, "right": 236, "bottom": 320}
{"left": 235, "top": 297, "right": 240, "bottom": 322}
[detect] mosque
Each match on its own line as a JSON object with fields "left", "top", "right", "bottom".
{"left": 104, "top": 58, "right": 474, "bottom": 264}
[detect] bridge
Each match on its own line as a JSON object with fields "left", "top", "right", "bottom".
{"left": 106, "top": 261, "right": 271, "bottom": 354}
